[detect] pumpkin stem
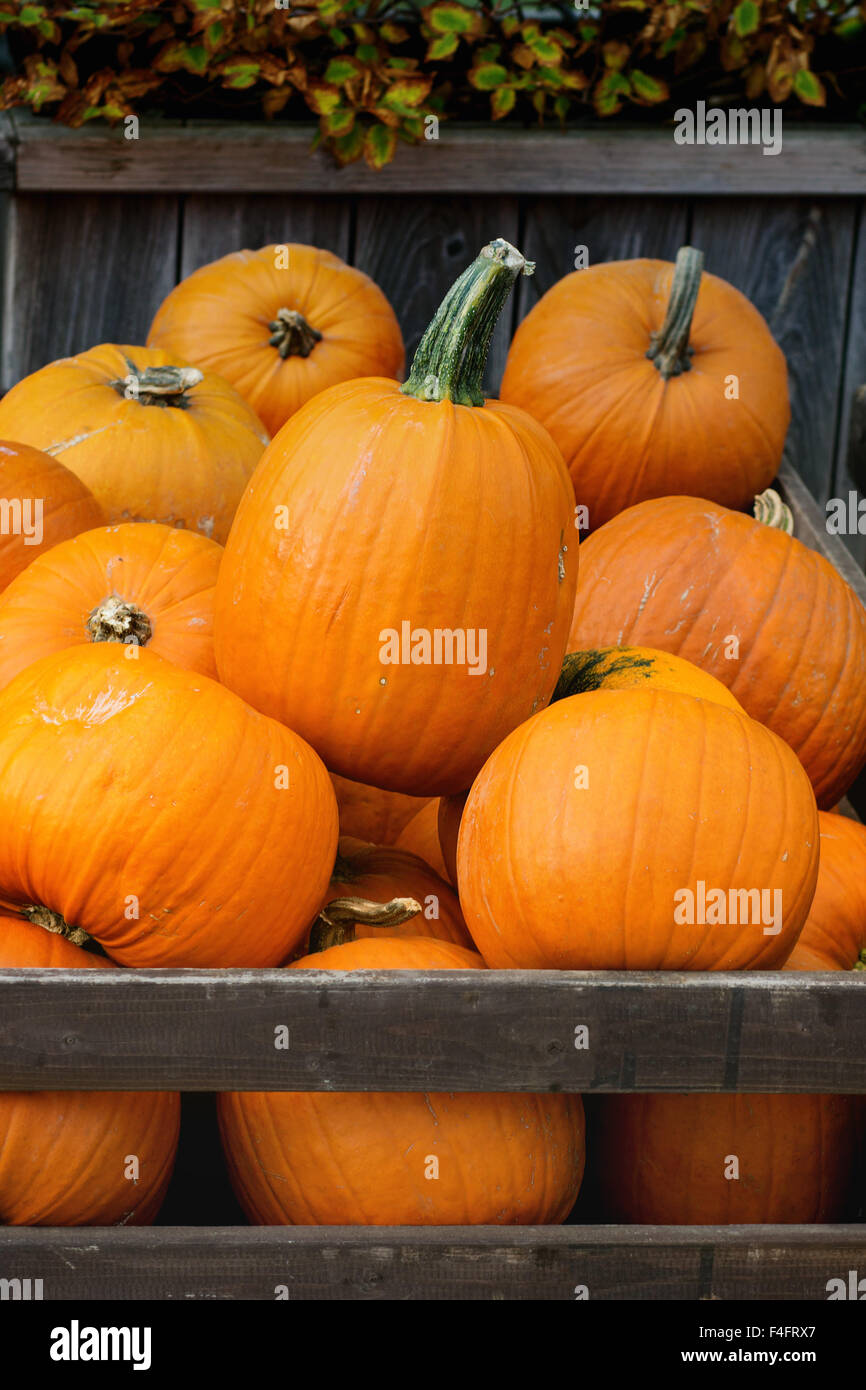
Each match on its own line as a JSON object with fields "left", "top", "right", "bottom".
{"left": 110, "top": 356, "right": 203, "bottom": 408}
{"left": 86, "top": 596, "right": 153, "bottom": 647}
{"left": 308, "top": 895, "right": 422, "bottom": 953}
{"left": 753, "top": 487, "right": 794, "bottom": 535}
{"left": 268, "top": 308, "right": 322, "bottom": 360}
{"left": 854, "top": 948, "right": 866, "bottom": 972}
{"left": 646, "top": 246, "right": 704, "bottom": 380}
{"left": 401, "top": 238, "right": 534, "bottom": 406}
{"left": 20, "top": 903, "right": 91, "bottom": 949}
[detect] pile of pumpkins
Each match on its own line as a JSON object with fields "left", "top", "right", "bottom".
{"left": 0, "top": 235, "right": 863, "bottom": 1231}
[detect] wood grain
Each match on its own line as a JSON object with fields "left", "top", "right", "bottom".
{"left": 180, "top": 195, "right": 351, "bottom": 278}
{"left": 832, "top": 201, "right": 866, "bottom": 569}
{"left": 1, "top": 193, "right": 179, "bottom": 389}
{"left": 691, "top": 198, "right": 858, "bottom": 504}
{"left": 0, "top": 1225, "right": 862, "bottom": 1301}
{"left": 0, "top": 969, "right": 862, "bottom": 1093}
{"left": 10, "top": 115, "right": 866, "bottom": 194}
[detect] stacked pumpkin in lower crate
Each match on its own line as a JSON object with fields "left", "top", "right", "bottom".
{"left": 0, "top": 235, "right": 863, "bottom": 1232}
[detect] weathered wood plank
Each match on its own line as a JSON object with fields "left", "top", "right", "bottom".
{"left": 1, "top": 193, "right": 180, "bottom": 389}
{"left": 691, "top": 199, "right": 857, "bottom": 504}
{"left": 832, "top": 201, "right": 866, "bottom": 568}
{"left": 354, "top": 197, "right": 519, "bottom": 392}
{"left": 11, "top": 116, "right": 866, "bottom": 195}
{"left": 0, "top": 1225, "right": 862, "bottom": 1301}
{"left": 0, "top": 112, "right": 16, "bottom": 191}
{"left": 180, "top": 195, "right": 352, "bottom": 278}
{"left": 775, "top": 459, "right": 866, "bottom": 609}
{"left": 0, "top": 970, "right": 862, "bottom": 1093}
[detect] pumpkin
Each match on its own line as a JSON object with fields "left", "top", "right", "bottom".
{"left": 0, "top": 345, "right": 269, "bottom": 544}
{"left": 218, "top": 934, "right": 585, "bottom": 1225}
{"left": 0, "top": 440, "right": 104, "bottom": 592}
{"left": 552, "top": 645, "right": 744, "bottom": 712}
{"left": 214, "top": 238, "right": 577, "bottom": 795}
{"left": 592, "top": 1090, "right": 857, "bottom": 1224}
{"left": 318, "top": 836, "right": 472, "bottom": 947}
{"left": 438, "top": 792, "right": 467, "bottom": 888}
{"left": 0, "top": 913, "right": 180, "bottom": 1225}
{"left": 395, "top": 799, "right": 451, "bottom": 881}
{"left": 0, "top": 644, "right": 338, "bottom": 967}
{"left": 457, "top": 687, "right": 819, "bottom": 970}
{"left": 784, "top": 811, "right": 866, "bottom": 972}
{"left": 500, "top": 246, "right": 789, "bottom": 530}
{"left": 147, "top": 243, "right": 405, "bottom": 437}
{"left": 568, "top": 491, "right": 866, "bottom": 809}
{"left": 0, "top": 521, "right": 222, "bottom": 690}
{"left": 330, "top": 771, "right": 431, "bottom": 845}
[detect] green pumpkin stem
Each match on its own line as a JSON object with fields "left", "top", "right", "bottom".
{"left": 754, "top": 487, "right": 794, "bottom": 535}
{"left": 646, "top": 246, "right": 704, "bottom": 380}
{"left": 307, "top": 895, "right": 423, "bottom": 954}
{"left": 854, "top": 948, "right": 866, "bottom": 972}
{"left": 268, "top": 308, "right": 322, "bottom": 360}
{"left": 401, "top": 238, "right": 534, "bottom": 406}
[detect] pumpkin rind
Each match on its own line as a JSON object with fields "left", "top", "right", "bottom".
{"left": 330, "top": 772, "right": 430, "bottom": 845}
{"left": 0, "top": 645, "right": 338, "bottom": 967}
{"left": 0, "top": 345, "right": 269, "bottom": 544}
{"left": 0, "top": 521, "right": 222, "bottom": 690}
{"left": 784, "top": 810, "right": 866, "bottom": 971}
{"left": 458, "top": 687, "right": 819, "bottom": 970}
{"left": 501, "top": 254, "right": 789, "bottom": 530}
{"left": 218, "top": 935, "right": 585, "bottom": 1225}
{"left": 552, "top": 645, "right": 744, "bottom": 711}
{"left": 568, "top": 496, "right": 866, "bottom": 808}
{"left": 0, "top": 440, "right": 104, "bottom": 591}
{"left": 395, "top": 799, "right": 451, "bottom": 881}
{"left": 147, "top": 243, "right": 405, "bottom": 437}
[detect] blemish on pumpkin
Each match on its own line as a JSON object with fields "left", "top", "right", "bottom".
{"left": 197, "top": 516, "right": 215, "bottom": 538}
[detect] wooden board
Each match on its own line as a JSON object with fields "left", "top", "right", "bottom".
{"left": 832, "top": 202, "right": 866, "bottom": 569}
{"left": 775, "top": 459, "right": 866, "bottom": 607}
{"left": 0, "top": 969, "right": 862, "bottom": 1093}
{"left": 691, "top": 198, "right": 858, "bottom": 504}
{"left": 180, "top": 195, "right": 352, "bottom": 278}
{"left": 0, "top": 1225, "right": 862, "bottom": 1300}
{"left": 1, "top": 193, "right": 179, "bottom": 389}
{"left": 10, "top": 116, "right": 866, "bottom": 195}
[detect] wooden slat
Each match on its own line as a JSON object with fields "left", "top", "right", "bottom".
{"left": 0, "top": 112, "right": 16, "bottom": 191}
{"left": 691, "top": 199, "right": 858, "bottom": 504}
{"left": 180, "top": 195, "right": 351, "bottom": 278}
{"left": 353, "top": 197, "right": 519, "bottom": 392}
{"left": 0, "top": 1225, "right": 862, "bottom": 1301}
{"left": 0, "top": 969, "right": 862, "bottom": 1093}
{"left": 775, "top": 459, "right": 866, "bottom": 608}
{"left": 1, "top": 193, "right": 179, "bottom": 389}
{"left": 10, "top": 117, "right": 866, "bottom": 195}
{"left": 832, "top": 201, "right": 866, "bottom": 569}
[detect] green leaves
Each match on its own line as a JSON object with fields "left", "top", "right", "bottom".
{"left": 732, "top": 2, "right": 761, "bottom": 40}
{"left": 469, "top": 62, "right": 508, "bottom": 92}
{"left": 793, "top": 68, "right": 826, "bottom": 107}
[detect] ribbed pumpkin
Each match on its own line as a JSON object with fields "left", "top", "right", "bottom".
{"left": 784, "top": 811, "right": 866, "bottom": 972}
{"left": 0, "top": 645, "right": 338, "bottom": 967}
{"left": 592, "top": 1090, "right": 857, "bottom": 1224}
{"left": 552, "top": 645, "right": 744, "bottom": 711}
{"left": 458, "top": 687, "right": 819, "bottom": 970}
{"left": 569, "top": 492, "right": 866, "bottom": 809}
{"left": 0, "top": 522, "right": 222, "bottom": 690}
{"left": 501, "top": 246, "right": 789, "bottom": 530}
{"left": 147, "top": 243, "right": 405, "bottom": 437}
{"left": 0, "top": 345, "right": 269, "bottom": 544}
{"left": 218, "top": 934, "right": 585, "bottom": 1225}
{"left": 0, "top": 914, "right": 180, "bottom": 1225}
{"left": 330, "top": 772, "right": 431, "bottom": 845}
{"left": 0, "top": 440, "right": 103, "bottom": 592}
{"left": 214, "top": 239, "right": 577, "bottom": 796}
{"left": 320, "top": 837, "right": 471, "bottom": 947}
{"left": 395, "top": 799, "right": 451, "bottom": 881}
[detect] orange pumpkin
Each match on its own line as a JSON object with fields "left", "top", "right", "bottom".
{"left": 0, "top": 522, "right": 222, "bottom": 690}
{"left": 148, "top": 243, "right": 405, "bottom": 437}
{"left": 218, "top": 935, "right": 585, "bottom": 1225}
{"left": 568, "top": 492, "right": 866, "bottom": 809}
{"left": 395, "top": 799, "right": 451, "bottom": 880}
{"left": 458, "top": 687, "right": 818, "bottom": 970}
{"left": 318, "top": 836, "right": 471, "bottom": 947}
{"left": 501, "top": 246, "right": 789, "bottom": 530}
{"left": 552, "top": 645, "right": 744, "bottom": 711}
{"left": 0, "top": 914, "right": 180, "bottom": 1225}
{"left": 0, "top": 345, "right": 269, "bottom": 544}
{"left": 592, "top": 1090, "right": 857, "bottom": 1225}
{"left": 784, "top": 811, "right": 866, "bottom": 972}
{"left": 330, "top": 771, "right": 431, "bottom": 845}
{"left": 0, "top": 645, "right": 338, "bottom": 967}
{"left": 214, "top": 239, "right": 577, "bottom": 795}
{"left": 438, "top": 792, "right": 467, "bottom": 888}
{"left": 0, "top": 440, "right": 104, "bottom": 592}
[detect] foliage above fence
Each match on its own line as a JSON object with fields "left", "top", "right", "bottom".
{"left": 1, "top": 1, "right": 864, "bottom": 168}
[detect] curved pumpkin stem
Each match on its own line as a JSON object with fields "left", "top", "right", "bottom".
{"left": 19, "top": 903, "right": 91, "bottom": 949}
{"left": 308, "top": 895, "right": 422, "bottom": 954}
{"left": 110, "top": 357, "right": 203, "bottom": 408}
{"left": 646, "top": 246, "right": 704, "bottom": 380}
{"left": 402, "top": 238, "right": 534, "bottom": 407}
{"left": 87, "top": 596, "right": 153, "bottom": 647}
{"left": 268, "top": 308, "right": 322, "bottom": 360}
{"left": 754, "top": 487, "right": 794, "bottom": 535}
